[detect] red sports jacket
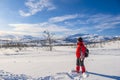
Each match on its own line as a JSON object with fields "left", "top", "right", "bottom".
{"left": 76, "top": 41, "right": 86, "bottom": 58}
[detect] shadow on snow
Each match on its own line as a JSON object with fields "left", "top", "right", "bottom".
{"left": 88, "top": 71, "right": 120, "bottom": 80}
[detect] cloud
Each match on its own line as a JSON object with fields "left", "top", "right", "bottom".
{"left": 9, "top": 22, "right": 70, "bottom": 33}
{"left": 19, "top": 0, "right": 56, "bottom": 17}
{"left": 6, "top": 13, "right": 120, "bottom": 37}
{"left": 65, "top": 27, "right": 91, "bottom": 35}
{"left": 92, "top": 14, "right": 120, "bottom": 31}
{"left": 65, "top": 14, "right": 120, "bottom": 32}
{"left": 61, "top": 14, "right": 120, "bottom": 33}
{"left": 49, "top": 14, "right": 78, "bottom": 23}
{"left": 0, "top": 30, "right": 39, "bottom": 37}
{"left": 86, "top": 14, "right": 111, "bottom": 24}
{"left": 8, "top": 22, "right": 72, "bottom": 38}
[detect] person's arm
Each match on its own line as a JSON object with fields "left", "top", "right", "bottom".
{"left": 81, "top": 43, "right": 86, "bottom": 60}
{"left": 76, "top": 43, "right": 80, "bottom": 58}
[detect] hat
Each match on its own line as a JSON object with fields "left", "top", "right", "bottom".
{"left": 77, "top": 37, "right": 83, "bottom": 42}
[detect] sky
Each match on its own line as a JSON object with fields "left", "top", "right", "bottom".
{"left": 0, "top": 0, "right": 120, "bottom": 38}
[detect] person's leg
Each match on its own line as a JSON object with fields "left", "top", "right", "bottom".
{"left": 76, "top": 58, "right": 80, "bottom": 73}
{"left": 80, "top": 59, "right": 86, "bottom": 73}
{"left": 81, "top": 66, "right": 86, "bottom": 73}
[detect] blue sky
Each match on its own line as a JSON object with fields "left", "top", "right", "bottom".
{"left": 0, "top": 0, "right": 120, "bottom": 37}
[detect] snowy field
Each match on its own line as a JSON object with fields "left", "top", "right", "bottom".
{"left": 0, "top": 40, "right": 120, "bottom": 80}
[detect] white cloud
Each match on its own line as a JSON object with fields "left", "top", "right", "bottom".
{"left": 92, "top": 15, "right": 120, "bottom": 31}
{"left": 62, "top": 14, "right": 120, "bottom": 33}
{"left": 49, "top": 14, "right": 78, "bottom": 23}
{"left": 65, "top": 28, "right": 89, "bottom": 35}
{"left": 7, "top": 22, "right": 72, "bottom": 38}
{"left": 19, "top": 10, "right": 32, "bottom": 17}
{"left": 0, "top": 30, "right": 39, "bottom": 37}
{"left": 9, "top": 22, "right": 70, "bottom": 33}
{"left": 48, "top": 13, "right": 120, "bottom": 34}
{"left": 5, "top": 13, "right": 120, "bottom": 37}
{"left": 86, "top": 14, "right": 111, "bottom": 24}
{"left": 19, "top": 0, "right": 56, "bottom": 17}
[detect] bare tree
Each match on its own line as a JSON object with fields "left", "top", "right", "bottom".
{"left": 43, "top": 31, "right": 55, "bottom": 51}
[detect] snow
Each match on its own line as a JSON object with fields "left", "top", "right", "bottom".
{"left": 0, "top": 40, "right": 120, "bottom": 80}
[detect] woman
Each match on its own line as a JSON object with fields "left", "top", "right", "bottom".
{"left": 76, "top": 37, "right": 86, "bottom": 74}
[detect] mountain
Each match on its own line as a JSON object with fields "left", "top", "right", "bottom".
{"left": 0, "top": 34, "right": 16, "bottom": 40}
{"left": 20, "top": 35, "right": 40, "bottom": 42}
{"left": 0, "top": 33, "right": 119, "bottom": 44}
{"left": 0, "top": 34, "right": 40, "bottom": 41}
{"left": 64, "top": 33, "right": 118, "bottom": 43}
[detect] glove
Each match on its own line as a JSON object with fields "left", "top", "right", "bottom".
{"left": 80, "top": 53, "right": 85, "bottom": 61}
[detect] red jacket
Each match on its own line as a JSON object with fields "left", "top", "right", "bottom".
{"left": 76, "top": 41, "right": 86, "bottom": 58}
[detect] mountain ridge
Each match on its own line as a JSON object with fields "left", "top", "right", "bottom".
{"left": 0, "top": 33, "right": 119, "bottom": 43}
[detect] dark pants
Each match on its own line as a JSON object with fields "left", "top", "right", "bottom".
{"left": 76, "top": 58, "right": 84, "bottom": 66}
{"left": 76, "top": 58, "right": 86, "bottom": 73}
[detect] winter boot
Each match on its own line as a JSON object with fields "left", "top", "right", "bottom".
{"left": 81, "top": 66, "right": 86, "bottom": 73}
{"left": 76, "top": 66, "right": 80, "bottom": 73}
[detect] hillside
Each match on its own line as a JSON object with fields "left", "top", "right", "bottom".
{"left": 64, "top": 33, "right": 119, "bottom": 43}
{"left": 0, "top": 33, "right": 120, "bottom": 46}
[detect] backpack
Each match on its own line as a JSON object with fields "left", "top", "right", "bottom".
{"left": 85, "top": 48, "right": 89, "bottom": 57}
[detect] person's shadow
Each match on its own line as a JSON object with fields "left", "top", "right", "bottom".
{"left": 87, "top": 71, "right": 120, "bottom": 80}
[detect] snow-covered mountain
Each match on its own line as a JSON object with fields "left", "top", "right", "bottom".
{"left": 0, "top": 34, "right": 40, "bottom": 41}
{"left": 0, "top": 33, "right": 119, "bottom": 44}
{"left": 64, "top": 33, "right": 119, "bottom": 43}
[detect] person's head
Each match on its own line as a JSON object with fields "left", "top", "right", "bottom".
{"left": 77, "top": 37, "right": 83, "bottom": 42}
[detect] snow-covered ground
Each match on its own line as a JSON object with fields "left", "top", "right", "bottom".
{"left": 0, "top": 40, "right": 120, "bottom": 80}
